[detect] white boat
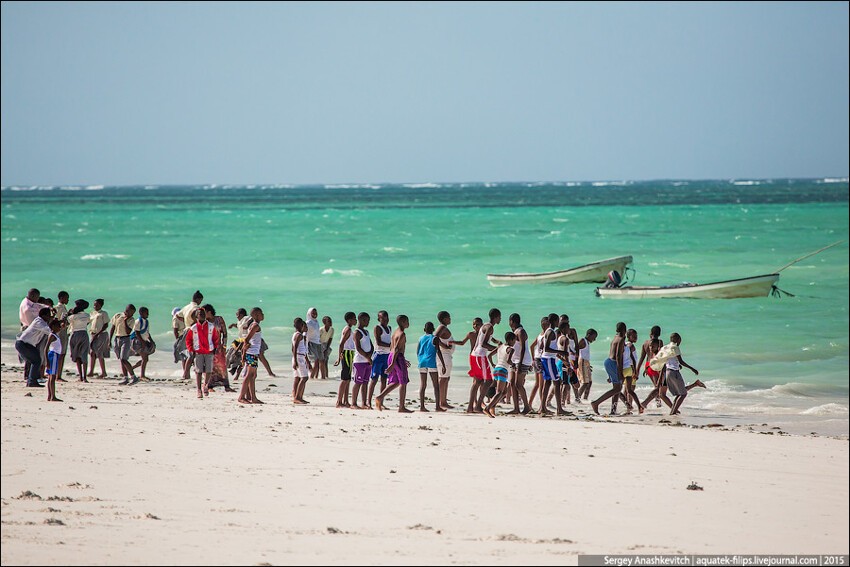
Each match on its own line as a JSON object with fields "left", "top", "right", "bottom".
{"left": 595, "top": 273, "right": 780, "bottom": 299}
{"left": 487, "top": 255, "right": 633, "bottom": 287}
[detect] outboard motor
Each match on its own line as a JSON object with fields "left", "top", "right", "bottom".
{"left": 604, "top": 270, "right": 622, "bottom": 289}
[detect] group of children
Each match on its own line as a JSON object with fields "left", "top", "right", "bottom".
{"left": 18, "top": 287, "right": 705, "bottom": 416}
{"left": 311, "top": 308, "right": 705, "bottom": 417}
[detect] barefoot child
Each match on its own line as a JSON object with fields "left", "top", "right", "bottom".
{"left": 507, "top": 313, "right": 533, "bottom": 415}
{"left": 469, "top": 309, "right": 501, "bottom": 413}
{"left": 636, "top": 326, "right": 663, "bottom": 408}
{"left": 640, "top": 337, "right": 672, "bottom": 410}
{"left": 368, "top": 310, "right": 392, "bottom": 408}
{"left": 540, "top": 317, "right": 568, "bottom": 416}
{"left": 131, "top": 306, "right": 155, "bottom": 381}
{"left": 484, "top": 332, "right": 515, "bottom": 418}
{"left": 46, "top": 321, "right": 63, "bottom": 401}
{"left": 591, "top": 322, "right": 627, "bottom": 416}
{"left": 527, "top": 316, "right": 550, "bottom": 413}
{"left": 375, "top": 315, "right": 413, "bottom": 413}
{"left": 66, "top": 299, "right": 91, "bottom": 383}
{"left": 417, "top": 322, "right": 442, "bottom": 412}
{"left": 351, "top": 312, "right": 373, "bottom": 409}
{"left": 662, "top": 332, "right": 704, "bottom": 415}
{"left": 238, "top": 308, "right": 265, "bottom": 404}
{"left": 620, "top": 329, "right": 644, "bottom": 414}
{"left": 434, "top": 311, "right": 458, "bottom": 410}
{"left": 576, "top": 328, "right": 597, "bottom": 401}
{"left": 333, "top": 312, "right": 357, "bottom": 408}
{"left": 291, "top": 317, "right": 312, "bottom": 405}
{"left": 319, "top": 316, "right": 334, "bottom": 380}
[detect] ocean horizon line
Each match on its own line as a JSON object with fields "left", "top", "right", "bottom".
{"left": 2, "top": 177, "right": 849, "bottom": 192}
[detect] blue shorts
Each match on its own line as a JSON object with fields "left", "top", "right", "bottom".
{"left": 371, "top": 353, "right": 390, "bottom": 380}
{"left": 604, "top": 358, "right": 621, "bottom": 385}
{"left": 541, "top": 358, "right": 560, "bottom": 381}
{"left": 493, "top": 366, "right": 509, "bottom": 382}
{"left": 47, "top": 351, "right": 60, "bottom": 376}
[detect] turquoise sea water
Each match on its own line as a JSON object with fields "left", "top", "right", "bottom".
{"left": 2, "top": 180, "right": 848, "bottom": 432}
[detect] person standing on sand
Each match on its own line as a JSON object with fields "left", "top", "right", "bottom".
{"left": 202, "top": 304, "right": 235, "bottom": 393}
{"left": 662, "top": 332, "right": 705, "bottom": 415}
{"left": 619, "top": 328, "right": 644, "bottom": 415}
{"left": 641, "top": 338, "right": 671, "bottom": 410}
{"left": 88, "top": 299, "right": 109, "bottom": 379}
{"left": 416, "top": 321, "right": 443, "bottom": 412}
{"left": 18, "top": 288, "right": 46, "bottom": 382}
{"left": 539, "top": 316, "right": 567, "bottom": 416}
{"left": 185, "top": 307, "right": 220, "bottom": 399}
{"left": 54, "top": 291, "right": 71, "bottom": 382}
{"left": 434, "top": 311, "right": 457, "bottom": 411}
{"left": 528, "top": 316, "right": 550, "bottom": 413}
{"left": 375, "top": 315, "right": 413, "bottom": 413}
{"left": 468, "top": 309, "right": 501, "bottom": 413}
{"left": 319, "top": 316, "right": 334, "bottom": 381}
{"left": 131, "top": 307, "right": 156, "bottom": 381}
{"left": 177, "top": 291, "right": 203, "bottom": 380}
{"left": 591, "top": 322, "right": 627, "bottom": 416}
{"left": 368, "top": 310, "right": 392, "bottom": 408}
{"left": 238, "top": 307, "right": 265, "bottom": 404}
{"left": 334, "top": 312, "right": 357, "bottom": 408}
{"left": 16, "top": 307, "right": 54, "bottom": 388}
{"left": 291, "top": 317, "right": 312, "bottom": 405}
{"left": 576, "top": 328, "right": 597, "bottom": 402}
{"left": 110, "top": 304, "right": 138, "bottom": 385}
{"left": 45, "top": 321, "right": 64, "bottom": 401}
{"left": 351, "top": 312, "right": 374, "bottom": 410}
{"left": 172, "top": 307, "right": 188, "bottom": 365}
{"left": 67, "top": 299, "right": 91, "bottom": 382}
{"left": 305, "top": 308, "right": 323, "bottom": 380}
{"left": 506, "top": 313, "right": 533, "bottom": 415}
{"left": 637, "top": 326, "right": 663, "bottom": 408}
{"left": 484, "top": 332, "right": 515, "bottom": 418}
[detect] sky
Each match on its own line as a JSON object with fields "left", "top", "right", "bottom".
{"left": 1, "top": 1, "right": 848, "bottom": 186}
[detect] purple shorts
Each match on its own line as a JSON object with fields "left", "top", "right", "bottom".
{"left": 386, "top": 353, "right": 409, "bottom": 385}
{"left": 353, "top": 362, "right": 371, "bottom": 385}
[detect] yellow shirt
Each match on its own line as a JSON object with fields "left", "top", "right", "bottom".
{"left": 90, "top": 309, "right": 109, "bottom": 334}
{"left": 110, "top": 313, "right": 134, "bottom": 337}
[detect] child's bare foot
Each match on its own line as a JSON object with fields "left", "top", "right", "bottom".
{"left": 225, "top": 387, "right": 237, "bottom": 393}
{"left": 522, "top": 406, "right": 532, "bottom": 415}
{"left": 293, "top": 399, "right": 307, "bottom": 405}
{"left": 253, "top": 399, "right": 264, "bottom": 404}
{"left": 419, "top": 407, "right": 429, "bottom": 412}
{"left": 638, "top": 405, "right": 645, "bottom": 414}
{"left": 237, "top": 398, "right": 250, "bottom": 404}
{"left": 398, "top": 407, "right": 413, "bottom": 413}
{"left": 695, "top": 380, "right": 706, "bottom": 388}
{"left": 443, "top": 403, "right": 455, "bottom": 410}
{"left": 435, "top": 407, "right": 446, "bottom": 412}
{"left": 56, "top": 377, "right": 67, "bottom": 383}
{"left": 590, "top": 401, "right": 600, "bottom": 415}
{"left": 197, "top": 391, "right": 203, "bottom": 399}
{"left": 557, "top": 410, "right": 568, "bottom": 416}
{"left": 375, "top": 398, "right": 384, "bottom": 411}
{"left": 505, "top": 409, "right": 519, "bottom": 415}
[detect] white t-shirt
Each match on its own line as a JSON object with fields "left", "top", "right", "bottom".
{"left": 133, "top": 318, "right": 151, "bottom": 341}
{"left": 67, "top": 312, "right": 91, "bottom": 332}
{"left": 306, "top": 317, "right": 321, "bottom": 344}
{"left": 495, "top": 344, "right": 512, "bottom": 369}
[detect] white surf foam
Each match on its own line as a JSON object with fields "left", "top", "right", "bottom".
{"left": 80, "top": 254, "right": 130, "bottom": 261}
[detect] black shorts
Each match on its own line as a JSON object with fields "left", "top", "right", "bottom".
{"left": 562, "top": 367, "right": 579, "bottom": 385}
{"left": 340, "top": 350, "right": 354, "bottom": 381}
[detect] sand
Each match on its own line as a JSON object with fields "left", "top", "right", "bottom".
{"left": 1, "top": 355, "right": 848, "bottom": 565}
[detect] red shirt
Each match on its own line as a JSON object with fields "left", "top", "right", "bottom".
{"left": 185, "top": 321, "right": 220, "bottom": 354}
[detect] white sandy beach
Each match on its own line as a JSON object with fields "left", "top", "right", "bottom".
{"left": 1, "top": 353, "right": 848, "bottom": 566}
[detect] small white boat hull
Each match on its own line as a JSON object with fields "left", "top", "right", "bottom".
{"left": 595, "top": 274, "right": 780, "bottom": 299}
{"left": 487, "top": 256, "right": 633, "bottom": 287}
